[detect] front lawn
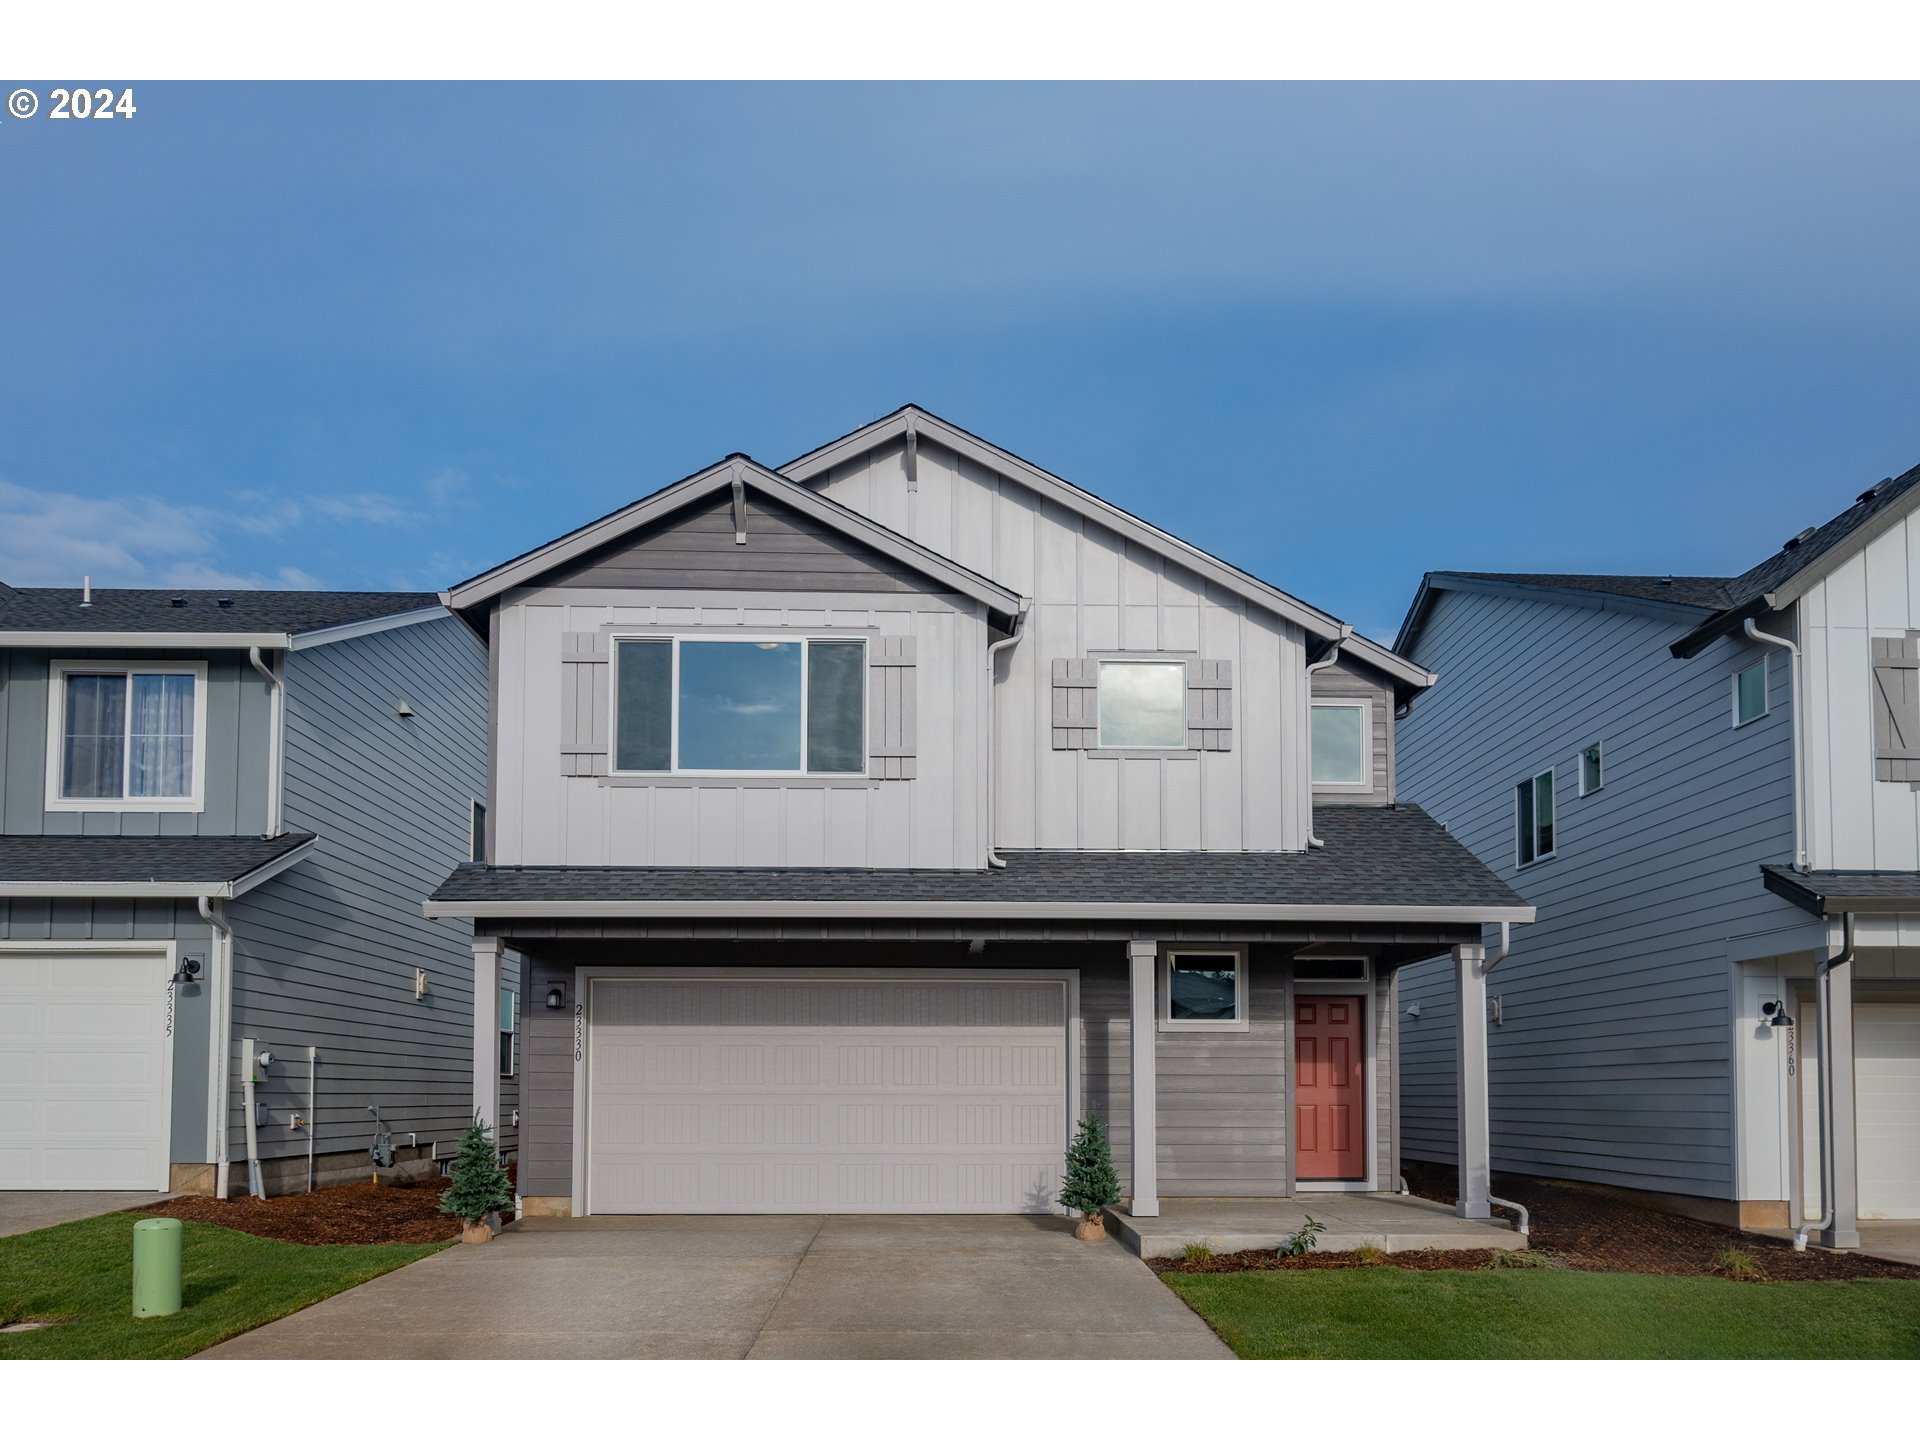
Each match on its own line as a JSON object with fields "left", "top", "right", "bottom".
{"left": 1163, "top": 1268, "right": 1920, "bottom": 1359}
{"left": 0, "top": 1213, "right": 446, "bottom": 1359}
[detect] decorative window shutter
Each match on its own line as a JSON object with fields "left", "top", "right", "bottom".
{"left": 1873, "top": 633, "right": 1920, "bottom": 785}
{"left": 1186, "top": 659, "right": 1234, "bottom": 752}
{"left": 560, "top": 631, "right": 611, "bottom": 777}
{"left": 868, "top": 636, "right": 917, "bottom": 779}
{"left": 1051, "top": 658, "right": 1099, "bottom": 749}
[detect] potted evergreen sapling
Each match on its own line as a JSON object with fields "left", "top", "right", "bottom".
{"left": 1060, "top": 1114, "right": 1122, "bottom": 1241}
{"left": 440, "top": 1114, "right": 514, "bottom": 1243}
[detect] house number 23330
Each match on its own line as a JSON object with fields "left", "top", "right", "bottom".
{"left": 574, "top": 1002, "right": 585, "bottom": 1063}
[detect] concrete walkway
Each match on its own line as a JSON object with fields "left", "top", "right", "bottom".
{"left": 1109, "top": 1193, "right": 1526, "bottom": 1259}
{"left": 0, "top": 1191, "right": 168, "bottom": 1239}
{"left": 200, "top": 1214, "right": 1231, "bottom": 1359}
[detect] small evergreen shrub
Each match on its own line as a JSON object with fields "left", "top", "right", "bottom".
{"left": 1059, "top": 1115, "right": 1122, "bottom": 1219}
{"left": 438, "top": 1114, "right": 513, "bottom": 1224}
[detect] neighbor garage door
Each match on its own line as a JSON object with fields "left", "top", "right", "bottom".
{"left": 0, "top": 951, "right": 172, "bottom": 1191}
{"left": 586, "top": 974, "right": 1069, "bottom": 1214}
{"left": 1858, "top": 1002, "right": 1920, "bottom": 1221}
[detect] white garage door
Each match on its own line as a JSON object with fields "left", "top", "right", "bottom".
{"left": 586, "top": 974, "right": 1069, "bottom": 1214}
{"left": 1858, "top": 1002, "right": 1920, "bottom": 1221}
{"left": 0, "top": 951, "right": 173, "bottom": 1191}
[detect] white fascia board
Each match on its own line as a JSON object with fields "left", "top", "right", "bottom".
{"left": 1339, "top": 633, "right": 1435, "bottom": 691}
{"left": 0, "top": 836, "right": 316, "bottom": 900}
{"left": 289, "top": 606, "right": 449, "bottom": 651}
{"left": 0, "top": 631, "right": 291, "bottom": 649}
{"left": 781, "top": 408, "right": 1351, "bottom": 645}
{"left": 425, "top": 897, "right": 1536, "bottom": 924}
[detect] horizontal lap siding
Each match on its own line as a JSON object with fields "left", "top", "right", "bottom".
{"left": 1153, "top": 964, "right": 1285, "bottom": 1196}
{"left": 1311, "top": 658, "right": 1395, "bottom": 805}
{"left": 1396, "top": 587, "right": 1807, "bottom": 1198}
{"left": 225, "top": 617, "right": 489, "bottom": 1169}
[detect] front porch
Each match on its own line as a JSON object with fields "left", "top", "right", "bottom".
{"left": 1106, "top": 1193, "right": 1526, "bottom": 1259}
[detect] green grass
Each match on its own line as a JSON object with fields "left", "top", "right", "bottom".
{"left": 1162, "top": 1268, "right": 1920, "bottom": 1359}
{"left": 0, "top": 1214, "right": 446, "bottom": 1359}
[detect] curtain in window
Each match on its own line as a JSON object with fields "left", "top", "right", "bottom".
{"left": 62, "top": 674, "right": 127, "bottom": 798}
{"left": 127, "top": 674, "right": 195, "bottom": 798}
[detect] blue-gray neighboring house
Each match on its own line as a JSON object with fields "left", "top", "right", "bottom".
{"left": 0, "top": 583, "right": 503, "bottom": 1197}
{"left": 1393, "top": 463, "right": 1920, "bottom": 1249}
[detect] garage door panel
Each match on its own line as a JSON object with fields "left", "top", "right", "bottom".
{"left": 588, "top": 977, "right": 1069, "bottom": 1215}
{"left": 1858, "top": 1003, "right": 1920, "bottom": 1221}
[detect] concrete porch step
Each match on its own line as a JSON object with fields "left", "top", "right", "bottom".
{"left": 1105, "top": 1194, "right": 1526, "bottom": 1260}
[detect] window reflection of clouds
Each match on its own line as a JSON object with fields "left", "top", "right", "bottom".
{"left": 1099, "top": 661, "right": 1185, "bottom": 748}
{"left": 678, "top": 641, "right": 802, "bottom": 771}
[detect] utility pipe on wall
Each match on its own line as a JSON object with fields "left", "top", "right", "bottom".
{"left": 1303, "top": 625, "right": 1354, "bottom": 850}
{"left": 1743, "top": 618, "right": 1807, "bottom": 872}
{"left": 199, "top": 896, "right": 235, "bottom": 1200}
{"left": 1795, "top": 913, "right": 1855, "bottom": 1251}
{"left": 984, "top": 601, "right": 1031, "bottom": 870}
{"left": 240, "top": 1037, "right": 264, "bottom": 1198}
{"left": 246, "top": 646, "right": 285, "bottom": 837}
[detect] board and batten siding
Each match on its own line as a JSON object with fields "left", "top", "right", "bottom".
{"left": 223, "top": 615, "right": 490, "bottom": 1172}
{"left": 1798, "top": 509, "right": 1920, "bottom": 940}
{"left": 0, "top": 897, "right": 218, "bottom": 1165}
{"left": 805, "top": 436, "right": 1312, "bottom": 852}
{"left": 1311, "top": 656, "right": 1396, "bottom": 805}
{"left": 1394, "top": 584, "right": 1807, "bottom": 1200}
{"left": 493, "top": 588, "right": 987, "bottom": 869}
{"left": 0, "top": 648, "right": 271, "bottom": 836}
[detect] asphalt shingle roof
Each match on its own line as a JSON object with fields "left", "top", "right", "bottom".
{"left": 0, "top": 588, "right": 439, "bottom": 635}
{"left": 1434, "top": 573, "right": 1734, "bottom": 611}
{"left": 0, "top": 833, "right": 316, "bottom": 887}
{"left": 430, "top": 805, "right": 1524, "bottom": 912}
{"left": 1762, "top": 865, "right": 1920, "bottom": 917}
{"left": 1723, "top": 461, "right": 1920, "bottom": 612}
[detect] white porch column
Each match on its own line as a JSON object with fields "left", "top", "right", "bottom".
{"left": 472, "top": 937, "right": 503, "bottom": 1133}
{"left": 1128, "top": 939, "right": 1159, "bottom": 1218}
{"left": 1823, "top": 959, "right": 1861, "bottom": 1250}
{"left": 1453, "top": 943, "right": 1491, "bottom": 1220}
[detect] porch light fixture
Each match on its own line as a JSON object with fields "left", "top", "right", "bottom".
{"left": 171, "top": 956, "right": 202, "bottom": 985}
{"left": 1403, "top": 1001, "right": 1421, "bottom": 1020}
{"left": 546, "top": 985, "right": 565, "bottom": 1010}
{"left": 1763, "top": 1001, "right": 1793, "bottom": 1029}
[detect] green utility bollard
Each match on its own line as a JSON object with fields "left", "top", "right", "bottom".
{"left": 131, "top": 1217, "right": 183, "bottom": 1319}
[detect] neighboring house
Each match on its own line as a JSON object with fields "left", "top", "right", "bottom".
{"left": 1393, "top": 462, "right": 1920, "bottom": 1248}
{"left": 0, "top": 584, "right": 501, "bottom": 1196}
{"left": 427, "top": 405, "right": 1528, "bottom": 1222}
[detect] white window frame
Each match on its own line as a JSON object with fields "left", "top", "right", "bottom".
{"left": 45, "top": 660, "right": 210, "bottom": 813}
{"left": 608, "top": 633, "right": 868, "bottom": 778}
{"left": 1310, "top": 699, "right": 1375, "bottom": 793}
{"left": 1733, "top": 657, "right": 1769, "bottom": 728}
{"left": 1096, "top": 657, "right": 1189, "bottom": 751}
{"left": 1159, "top": 945, "right": 1251, "bottom": 1032}
{"left": 1577, "top": 740, "right": 1604, "bottom": 798}
{"left": 498, "top": 986, "right": 517, "bottom": 1079}
{"left": 1515, "top": 767, "right": 1555, "bottom": 867}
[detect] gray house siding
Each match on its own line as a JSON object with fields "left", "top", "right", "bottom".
{"left": 0, "top": 648, "right": 271, "bottom": 836}
{"left": 1395, "top": 585, "right": 1807, "bottom": 1198}
{"left": 0, "top": 897, "right": 216, "bottom": 1164}
{"left": 223, "top": 615, "right": 488, "bottom": 1177}
{"left": 1311, "top": 656, "right": 1396, "bottom": 805}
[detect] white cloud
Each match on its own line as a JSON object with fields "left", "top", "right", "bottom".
{"left": 424, "top": 467, "right": 470, "bottom": 504}
{"left": 0, "top": 478, "right": 218, "bottom": 587}
{"left": 312, "top": 492, "right": 425, "bottom": 527}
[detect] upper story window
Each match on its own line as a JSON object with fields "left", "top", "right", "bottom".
{"left": 1733, "top": 658, "right": 1768, "bottom": 727}
{"left": 1311, "top": 700, "right": 1373, "bottom": 790}
{"left": 47, "top": 661, "right": 207, "bottom": 812}
{"left": 1578, "top": 742, "right": 1604, "bottom": 797}
{"left": 469, "top": 800, "right": 488, "bottom": 863}
{"left": 1515, "top": 767, "right": 1555, "bottom": 866}
{"left": 613, "top": 636, "right": 865, "bottom": 775}
{"left": 1097, "top": 659, "right": 1186, "bottom": 749}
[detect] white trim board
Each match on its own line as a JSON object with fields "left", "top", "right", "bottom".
{"left": 45, "top": 659, "right": 210, "bottom": 815}
{"left": 0, "top": 836, "right": 317, "bottom": 899}
{"left": 431, "top": 897, "right": 1536, "bottom": 924}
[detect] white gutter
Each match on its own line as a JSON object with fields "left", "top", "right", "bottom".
{"left": 984, "top": 602, "right": 1031, "bottom": 870}
{"left": 427, "top": 897, "right": 1537, "bottom": 924}
{"left": 0, "top": 631, "right": 291, "bottom": 649}
{"left": 199, "top": 896, "right": 235, "bottom": 1200}
{"left": 1744, "top": 617, "right": 1808, "bottom": 872}
{"left": 287, "top": 604, "right": 449, "bottom": 651}
{"left": 248, "top": 647, "right": 285, "bottom": 837}
{"left": 1795, "top": 913, "right": 1855, "bottom": 1251}
{"left": 1303, "top": 625, "right": 1354, "bottom": 850}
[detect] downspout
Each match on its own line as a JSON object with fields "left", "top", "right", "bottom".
{"left": 984, "top": 601, "right": 1031, "bottom": 869}
{"left": 1795, "top": 912, "right": 1855, "bottom": 1252}
{"left": 199, "top": 895, "right": 235, "bottom": 1199}
{"left": 1303, "top": 625, "right": 1354, "bottom": 849}
{"left": 247, "top": 646, "right": 285, "bottom": 838}
{"left": 1743, "top": 618, "right": 1806, "bottom": 872}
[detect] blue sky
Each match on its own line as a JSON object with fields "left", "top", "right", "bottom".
{"left": 1, "top": 82, "right": 1916, "bottom": 640}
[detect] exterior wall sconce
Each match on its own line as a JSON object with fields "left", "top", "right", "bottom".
{"left": 171, "top": 956, "right": 202, "bottom": 985}
{"left": 1763, "top": 1001, "right": 1793, "bottom": 1028}
{"left": 414, "top": 968, "right": 428, "bottom": 1001}
{"left": 1403, "top": 1001, "right": 1421, "bottom": 1020}
{"left": 546, "top": 985, "right": 566, "bottom": 1010}
{"left": 394, "top": 699, "right": 415, "bottom": 718}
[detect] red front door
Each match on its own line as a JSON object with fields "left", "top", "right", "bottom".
{"left": 1294, "top": 996, "right": 1366, "bottom": 1180}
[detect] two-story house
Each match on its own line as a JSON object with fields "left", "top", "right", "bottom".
{"left": 0, "top": 584, "right": 502, "bottom": 1198}
{"left": 427, "top": 406, "right": 1528, "bottom": 1224}
{"left": 1392, "top": 463, "right": 1920, "bottom": 1251}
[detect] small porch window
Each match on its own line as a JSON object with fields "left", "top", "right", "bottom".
{"left": 1516, "top": 768, "right": 1555, "bottom": 866}
{"left": 1161, "top": 947, "right": 1249, "bottom": 1031}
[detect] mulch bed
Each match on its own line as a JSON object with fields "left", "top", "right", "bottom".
{"left": 1149, "top": 1171, "right": 1920, "bottom": 1282}
{"left": 141, "top": 1178, "right": 471, "bottom": 1247}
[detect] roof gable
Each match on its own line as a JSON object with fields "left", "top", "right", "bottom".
{"left": 780, "top": 405, "right": 1432, "bottom": 693}
{"left": 444, "top": 454, "right": 1024, "bottom": 619}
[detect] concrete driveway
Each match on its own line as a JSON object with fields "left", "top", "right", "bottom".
{"left": 0, "top": 1191, "right": 168, "bottom": 1239}
{"left": 200, "top": 1213, "right": 1231, "bottom": 1359}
